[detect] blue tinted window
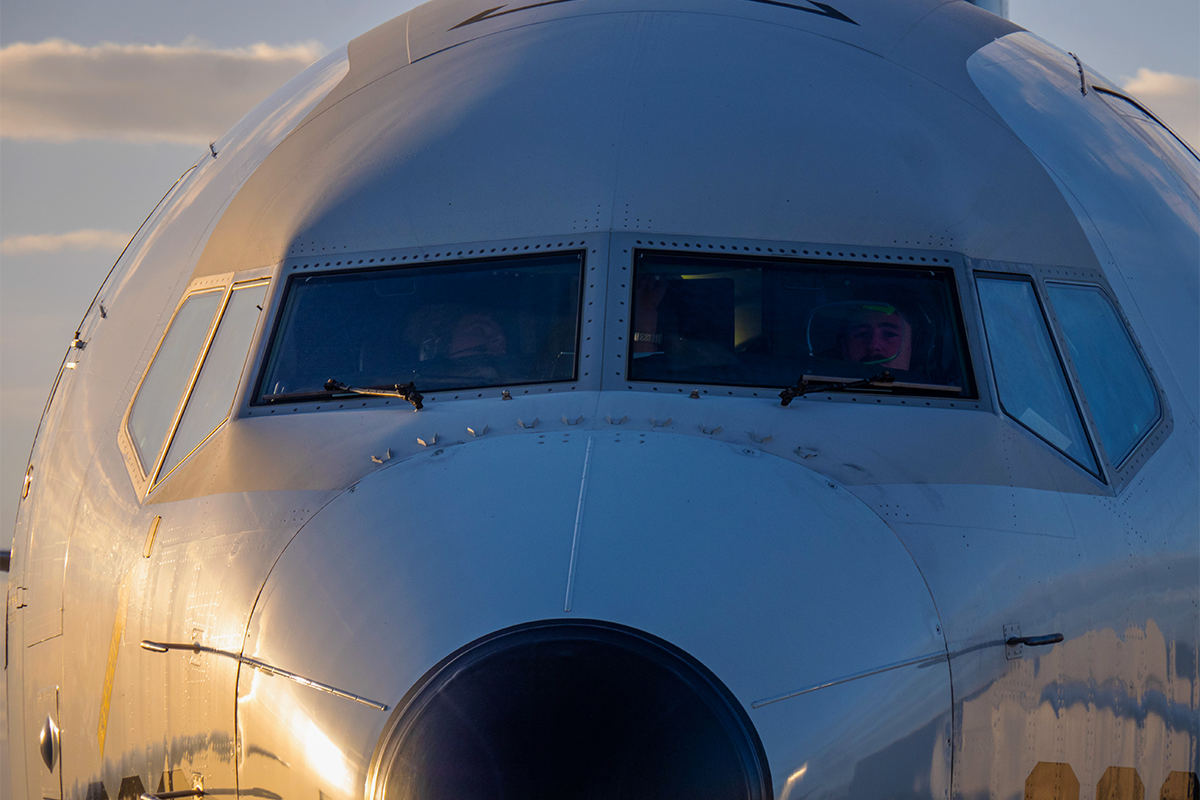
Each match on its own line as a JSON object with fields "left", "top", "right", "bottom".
{"left": 258, "top": 254, "right": 582, "bottom": 401}
{"left": 1047, "top": 283, "right": 1159, "bottom": 465}
{"left": 128, "top": 291, "right": 222, "bottom": 472}
{"left": 977, "top": 277, "right": 1097, "bottom": 474}
{"left": 629, "top": 252, "right": 973, "bottom": 395}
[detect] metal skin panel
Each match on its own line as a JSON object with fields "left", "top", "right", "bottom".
{"left": 7, "top": 41, "right": 349, "bottom": 800}
{"left": 237, "top": 431, "right": 952, "bottom": 798}
{"left": 6, "top": 0, "right": 1199, "bottom": 797}
{"left": 189, "top": 5, "right": 1093, "bottom": 281}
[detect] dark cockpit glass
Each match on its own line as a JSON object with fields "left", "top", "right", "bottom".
{"left": 256, "top": 253, "right": 583, "bottom": 402}
{"left": 628, "top": 252, "right": 974, "bottom": 396}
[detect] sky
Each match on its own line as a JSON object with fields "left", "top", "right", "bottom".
{"left": 1, "top": 0, "right": 1198, "bottom": 532}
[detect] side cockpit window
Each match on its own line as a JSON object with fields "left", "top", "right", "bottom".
{"left": 976, "top": 276, "right": 1099, "bottom": 474}
{"left": 628, "top": 252, "right": 974, "bottom": 397}
{"left": 124, "top": 279, "right": 269, "bottom": 492}
{"left": 159, "top": 281, "right": 269, "bottom": 479}
{"left": 255, "top": 253, "right": 583, "bottom": 403}
{"left": 128, "top": 290, "right": 223, "bottom": 471}
{"left": 1045, "top": 283, "right": 1160, "bottom": 466}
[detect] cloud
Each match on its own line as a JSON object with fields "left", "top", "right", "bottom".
{"left": 0, "top": 229, "right": 131, "bottom": 255}
{"left": 1120, "top": 68, "right": 1200, "bottom": 150}
{"left": 0, "top": 38, "right": 327, "bottom": 145}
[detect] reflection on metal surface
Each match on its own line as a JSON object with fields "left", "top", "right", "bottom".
{"left": 751, "top": 650, "right": 946, "bottom": 708}
{"left": 779, "top": 764, "right": 809, "bottom": 800}
{"left": 1026, "top": 761, "right": 1080, "bottom": 800}
{"left": 39, "top": 715, "right": 59, "bottom": 772}
{"left": 1096, "top": 766, "right": 1143, "bottom": 800}
{"left": 1161, "top": 772, "right": 1200, "bottom": 800}
{"left": 140, "top": 640, "right": 388, "bottom": 711}
{"left": 97, "top": 580, "right": 131, "bottom": 758}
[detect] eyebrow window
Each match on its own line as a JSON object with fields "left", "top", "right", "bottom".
{"left": 976, "top": 276, "right": 1098, "bottom": 475}
{"left": 1046, "top": 282, "right": 1160, "bottom": 466}
{"left": 628, "top": 252, "right": 974, "bottom": 396}
{"left": 158, "top": 281, "right": 270, "bottom": 482}
{"left": 256, "top": 253, "right": 583, "bottom": 403}
{"left": 127, "top": 290, "right": 223, "bottom": 473}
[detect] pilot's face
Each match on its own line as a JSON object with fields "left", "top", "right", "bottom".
{"left": 844, "top": 310, "right": 912, "bottom": 370}
{"left": 449, "top": 314, "right": 507, "bottom": 358}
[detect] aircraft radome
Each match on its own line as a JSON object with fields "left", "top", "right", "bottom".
{"left": 4, "top": 0, "right": 1198, "bottom": 797}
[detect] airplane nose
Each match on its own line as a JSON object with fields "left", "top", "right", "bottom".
{"left": 368, "top": 619, "right": 771, "bottom": 800}
{"left": 237, "top": 428, "right": 950, "bottom": 796}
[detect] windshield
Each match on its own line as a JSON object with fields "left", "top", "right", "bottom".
{"left": 257, "top": 253, "right": 583, "bottom": 401}
{"left": 628, "top": 251, "right": 973, "bottom": 395}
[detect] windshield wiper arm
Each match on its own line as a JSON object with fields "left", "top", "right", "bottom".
{"left": 780, "top": 371, "right": 962, "bottom": 406}
{"left": 324, "top": 378, "right": 424, "bottom": 410}
{"left": 780, "top": 371, "right": 895, "bottom": 406}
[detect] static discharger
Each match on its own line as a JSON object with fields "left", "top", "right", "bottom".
{"left": 140, "top": 640, "right": 389, "bottom": 711}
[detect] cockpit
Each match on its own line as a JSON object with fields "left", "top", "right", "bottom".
{"left": 254, "top": 250, "right": 974, "bottom": 403}
{"left": 256, "top": 253, "right": 584, "bottom": 400}
{"left": 626, "top": 251, "right": 972, "bottom": 395}
{"left": 122, "top": 240, "right": 1166, "bottom": 497}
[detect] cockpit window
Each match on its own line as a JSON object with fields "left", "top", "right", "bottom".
{"left": 977, "top": 276, "right": 1099, "bottom": 475}
{"left": 128, "top": 290, "right": 223, "bottom": 472}
{"left": 628, "top": 252, "right": 974, "bottom": 395}
{"left": 256, "top": 253, "right": 583, "bottom": 402}
{"left": 159, "top": 281, "right": 269, "bottom": 481}
{"left": 1045, "top": 282, "right": 1160, "bottom": 466}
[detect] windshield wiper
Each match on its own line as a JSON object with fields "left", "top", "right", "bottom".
{"left": 324, "top": 378, "right": 424, "bottom": 410}
{"left": 779, "top": 371, "right": 961, "bottom": 406}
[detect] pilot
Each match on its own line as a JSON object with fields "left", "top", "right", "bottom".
{"left": 632, "top": 275, "right": 669, "bottom": 358}
{"left": 448, "top": 313, "right": 507, "bottom": 359}
{"left": 841, "top": 302, "right": 913, "bottom": 371}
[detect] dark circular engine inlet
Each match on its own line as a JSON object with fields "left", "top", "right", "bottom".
{"left": 368, "top": 619, "right": 772, "bottom": 800}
